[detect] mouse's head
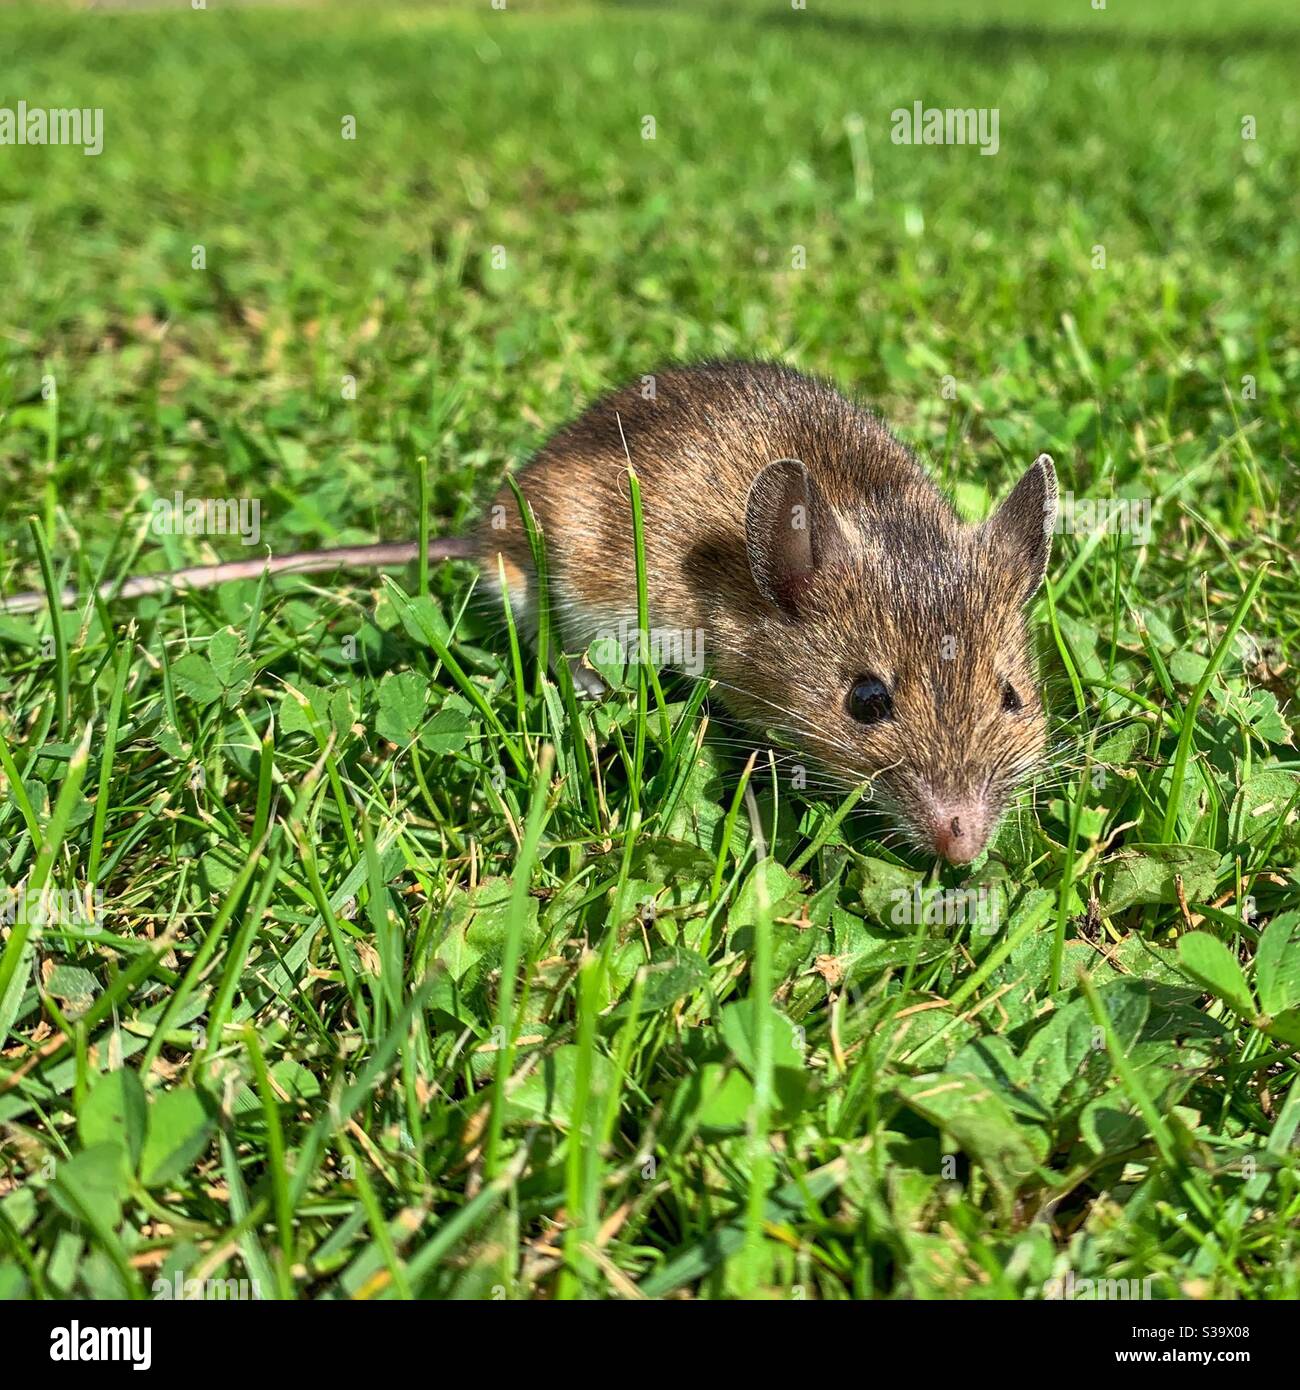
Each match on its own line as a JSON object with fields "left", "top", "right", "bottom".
{"left": 742, "top": 453, "right": 1057, "bottom": 864}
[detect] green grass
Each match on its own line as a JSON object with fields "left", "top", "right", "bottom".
{"left": 1, "top": 0, "right": 1298, "bottom": 1299}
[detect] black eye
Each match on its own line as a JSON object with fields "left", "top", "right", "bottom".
{"left": 1001, "top": 680, "right": 1024, "bottom": 713}
{"left": 848, "top": 675, "right": 893, "bottom": 725}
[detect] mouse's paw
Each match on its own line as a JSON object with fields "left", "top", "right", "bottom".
{"left": 566, "top": 657, "right": 608, "bottom": 700}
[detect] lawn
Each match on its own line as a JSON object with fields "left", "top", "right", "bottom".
{"left": 0, "top": 0, "right": 1298, "bottom": 1299}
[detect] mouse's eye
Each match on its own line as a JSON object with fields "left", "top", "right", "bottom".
{"left": 848, "top": 675, "right": 893, "bottom": 725}
{"left": 1001, "top": 679, "right": 1024, "bottom": 713}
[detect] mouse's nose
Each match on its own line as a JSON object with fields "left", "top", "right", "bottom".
{"left": 924, "top": 797, "right": 991, "bottom": 865}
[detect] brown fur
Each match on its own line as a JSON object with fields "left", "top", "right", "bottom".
{"left": 477, "top": 360, "right": 1055, "bottom": 857}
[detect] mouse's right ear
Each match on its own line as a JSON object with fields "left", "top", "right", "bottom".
{"left": 983, "top": 452, "right": 1058, "bottom": 603}
{"left": 745, "top": 459, "right": 841, "bottom": 616}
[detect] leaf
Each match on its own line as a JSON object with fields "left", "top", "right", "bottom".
{"left": 1256, "top": 911, "right": 1300, "bottom": 1017}
{"left": 375, "top": 670, "right": 426, "bottom": 744}
{"left": 231, "top": 1059, "right": 322, "bottom": 1115}
{"left": 1053, "top": 612, "right": 1106, "bottom": 684}
{"left": 269, "top": 1058, "right": 322, "bottom": 1101}
{"left": 718, "top": 999, "right": 810, "bottom": 1119}
{"left": 896, "top": 1072, "right": 1048, "bottom": 1207}
{"left": 435, "top": 878, "right": 539, "bottom": 987}
{"left": 1232, "top": 771, "right": 1300, "bottom": 849}
{"left": 420, "top": 701, "right": 471, "bottom": 754}
{"left": 327, "top": 686, "right": 355, "bottom": 735}
{"left": 1176, "top": 932, "right": 1257, "bottom": 1019}
{"left": 1238, "top": 690, "right": 1292, "bottom": 746}
{"left": 505, "top": 1046, "right": 617, "bottom": 1130}
{"left": 1020, "top": 982, "right": 1149, "bottom": 1112}
{"left": 1168, "top": 649, "right": 1209, "bottom": 686}
{"left": 719, "top": 999, "right": 806, "bottom": 1075}
{"left": 662, "top": 746, "right": 730, "bottom": 852}
{"left": 1079, "top": 1098, "right": 1147, "bottom": 1156}
{"left": 207, "top": 627, "right": 254, "bottom": 689}
{"left": 1264, "top": 1009, "right": 1300, "bottom": 1046}
{"left": 852, "top": 855, "right": 923, "bottom": 923}
{"left": 1098, "top": 843, "right": 1220, "bottom": 914}
{"left": 691, "top": 1063, "right": 755, "bottom": 1136}
{"left": 280, "top": 680, "right": 354, "bottom": 738}
{"left": 1140, "top": 610, "right": 1178, "bottom": 652}
{"left": 173, "top": 631, "right": 254, "bottom": 709}
{"left": 172, "top": 654, "right": 225, "bottom": 707}
{"left": 79, "top": 1068, "right": 148, "bottom": 1171}
{"left": 49, "top": 1143, "right": 128, "bottom": 1229}
{"left": 43, "top": 963, "right": 99, "bottom": 1012}
{"left": 826, "top": 909, "right": 951, "bottom": 985}
{"left": 390, "top": 591, "right": 452, "bottom": 651}
{"left": 628, "top": 837, "right": 716, "bottom": 886}
{"left": 1091, "top": 720, "right": 1148, "bottom": 768}
{"left": 729, "top": 860, "right": 804, "bottom": 931}
{"left": 608, "top": 946, "right": 709, "bottom": 1019}
{"left": 139, "top": 1087, "right": 217, "bottom": 1188}
{"left": 585, "top": 634, "right": 626, "bottom": 689}
{"left": 946, "top": 1035, "right": 1050, "bottom": 1122}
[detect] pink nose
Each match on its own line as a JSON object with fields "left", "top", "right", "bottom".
{"left": 925, "top": 799, "right": 990, "bottom": 865}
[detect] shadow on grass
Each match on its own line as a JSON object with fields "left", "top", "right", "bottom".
{"left": 604, "top": 0, "right": 1300, "bottom": 56}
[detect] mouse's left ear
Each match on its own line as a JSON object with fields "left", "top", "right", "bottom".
{"left": 983, "top": 453, "right": 1057, "bottom": 603}
{"left": 745, "top": 458, "right": 845, "bottom": 617}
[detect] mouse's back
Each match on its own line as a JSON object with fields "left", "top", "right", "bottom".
{"left": 476, "top": 359, "right": 945, "bottom": 650}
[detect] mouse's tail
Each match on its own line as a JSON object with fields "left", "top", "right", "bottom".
{"left": 0, "top": 537, "right": 477, "bottom": 615}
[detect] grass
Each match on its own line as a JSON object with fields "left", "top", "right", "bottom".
{"left": 0, "top": 0, "right": 1298, "bottom": 1299}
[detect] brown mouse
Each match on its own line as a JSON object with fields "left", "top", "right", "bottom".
{"left": 3, "top": 360, "right": 1057, "bottom": 863}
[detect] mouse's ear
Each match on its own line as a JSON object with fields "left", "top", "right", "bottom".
{"left": 983, "top": 453, "right": 1057, "bottom": 603}
{"left": 745, "top": 458, "right": 842, "bottom": 616}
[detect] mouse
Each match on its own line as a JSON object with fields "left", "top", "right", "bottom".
{"left": 2, "top": 360, "right": 1057, "bottom": 864}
